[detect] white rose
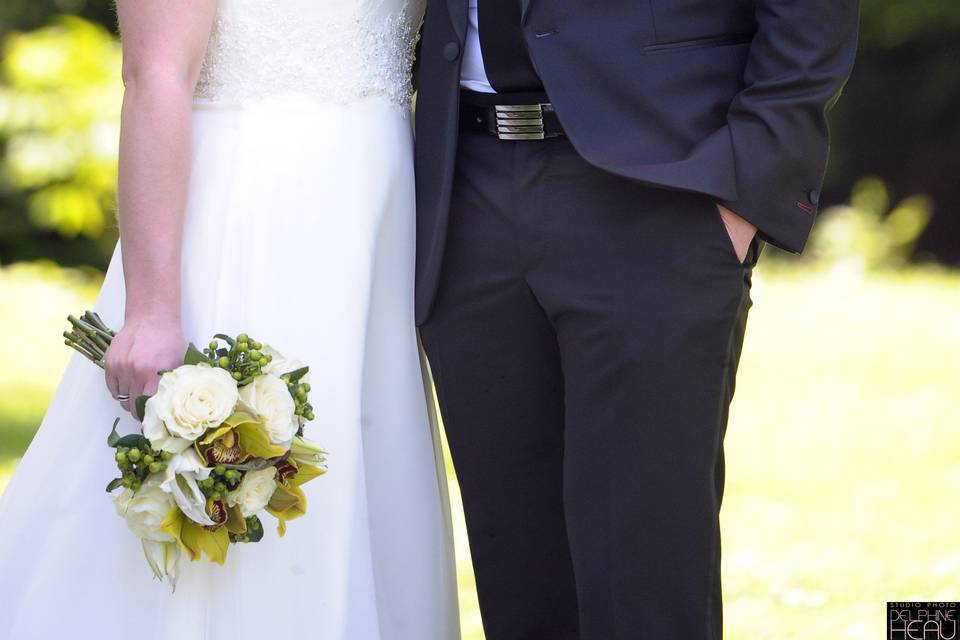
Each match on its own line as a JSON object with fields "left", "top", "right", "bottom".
{"left": 112, "top": 478, "right": 176, "bottom": 543}
{"left": 226, "top": 466, "right": 278, "bottom": 517}
{"left": 143, "top": 364, "right": 239, "bottom": 453}
{"left": 239, "top": 374, "right": 298, "bottom": 447}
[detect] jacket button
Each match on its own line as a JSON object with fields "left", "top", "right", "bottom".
{"left": 807, "top": 189, "right": 820, "bottom": 205}
{"left": 443, "top": 42, "right": 460, "bottom": 61}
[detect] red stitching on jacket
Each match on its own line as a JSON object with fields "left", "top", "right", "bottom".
{"left": 795, "top": 201, "right": 814, "bottom": 214}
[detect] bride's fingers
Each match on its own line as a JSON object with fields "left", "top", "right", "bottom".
{"left": 104, "top": 346, "right": 121, "bottom": 399}
{"left": 131, "top": 371, "right": 157, "bottom": 418}
{"left": 141, "top": 372, "right": 161, "bottom": 398}
{"left": 105, "top": 368, "right": 120, "bottom": 400}
{"left": 103, "top": 336, "right": 128, "bottom": 400}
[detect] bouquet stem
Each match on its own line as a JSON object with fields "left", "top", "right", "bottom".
{"left": 64, "top": 311, "right": 115, "bottom": 369}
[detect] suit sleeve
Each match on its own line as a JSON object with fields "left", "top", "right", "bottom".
{"left": 720, "top": 0, "right": 860, "bottom": 253}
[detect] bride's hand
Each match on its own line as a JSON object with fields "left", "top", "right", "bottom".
{"left": 104, "top": 314, "right": 186, "bottom": 416}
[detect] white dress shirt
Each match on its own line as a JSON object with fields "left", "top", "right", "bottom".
{"left": 459, "top": 0, "right": 496, "bottom": 93}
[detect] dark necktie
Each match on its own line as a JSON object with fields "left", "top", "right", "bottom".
{"left": 477, "top": 0, "right": 544, "bottom": 93}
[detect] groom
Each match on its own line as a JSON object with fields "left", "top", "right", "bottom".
{"left": 415, "top": 1, "right": 858, "bottom": 638}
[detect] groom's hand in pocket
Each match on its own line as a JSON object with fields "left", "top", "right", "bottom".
{"left": 716, "top": 203, "right": 757, "bottom": 264}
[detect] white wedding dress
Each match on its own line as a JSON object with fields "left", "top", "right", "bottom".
{"left": 0, "top": 0, "right": 460, "bottom": 638}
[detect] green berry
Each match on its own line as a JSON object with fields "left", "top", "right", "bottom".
{"left": 237, "top": 333, "right": 249, "bottom": 343}
{"left": 237, "top": 342, "right": 249, "bottom": 352}
{"left": 232, "top": 371, "right": 243, "bottom": 380}
{"left": 161, "top": 451, "right": 173, "bottom": 461}
{"left": 142, "top": 454, "right": 154, "bottom": 465}
{"left": 115, "top": 451, "right": 127, "bottom": 464}
{"left": 209, "top": 341, "right": 219, "bottom": 351}
{"left": 127, "top": 448, "right": 141, "bottom": 462}
{"left": 214, "top": 465, "right": 226, "bottom": 476}
{"left": 248, "top": 349, "right": 261, "bottom": 360}
{"left": 210, "top": 491, "right": 221, "bottom": 500}
{"left": 218, "top": 356, "right": 230, "bottom": 367}
{"left": 305, "top": 410, "right": 315, "bottom": 421}
{"left": 148, "top": 462, "right": 163, "bottom": 473}
{"left": 215, "top": 482, "right": 227, "bottom": 493}
{"left": 251, "top": 341, "right": 262, "bottom": 350}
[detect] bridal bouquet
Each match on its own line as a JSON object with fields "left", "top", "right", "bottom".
{"left": 64, "top": 311, "right": 327, "bottom": 589}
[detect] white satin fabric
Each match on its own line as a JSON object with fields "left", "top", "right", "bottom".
{"left": 0, "top": 1, "right": 459, "bottom": 637}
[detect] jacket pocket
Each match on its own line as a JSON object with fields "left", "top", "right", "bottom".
{"left": 643, "top": 33, "right": 752, "bottom": 54}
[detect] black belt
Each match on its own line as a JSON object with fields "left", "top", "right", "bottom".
{"left": 460, "top": 90, "right": 565, "bottom": 140}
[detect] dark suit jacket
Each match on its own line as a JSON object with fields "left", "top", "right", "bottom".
{"left": 414, "top": 0, "right": 860, "bottom": 324}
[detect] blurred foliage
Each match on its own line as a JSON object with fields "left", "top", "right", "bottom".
{"left": 0, "top": 0, "right": 114, "bottom": 36}
{"left": 799, "top": 177, "right": 934, "bottom": 271}
{"left": 827, "top": 0, "right": 960, "bottom": 264}
{"left": 859, "top": 0, "right": 960, "bottom": 47}
{"left": 0, "top": 15, "right": 120, "bottom": 267}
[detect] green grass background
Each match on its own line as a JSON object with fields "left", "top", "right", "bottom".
{"left": 1, "top": 259, "right": 958, "bottom": 639}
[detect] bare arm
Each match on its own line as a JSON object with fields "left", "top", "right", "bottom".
{"left": 105, "top": 0, "right": 218, "bottom": 414}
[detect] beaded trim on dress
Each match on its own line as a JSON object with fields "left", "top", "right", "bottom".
{"left": 194, "top": 0, "right": 423, "bottom": 108}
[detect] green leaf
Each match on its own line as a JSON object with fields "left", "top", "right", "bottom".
{"left": 105, "top": 477, "right": 124, "bottom": 492}
{"left": 115, "top": 433, "right": 149, "bottom": 450}
{"left": 183, "top": 343, "right": 211, "bottom": 366}
{"left": 135, "top": 395, "right": 149, "bottom": 421}
{"left": 283, "top": 366, "right": 309, "bottom": 383}
{"left": 107, "top": 418, "right": 121, "bottom": 447}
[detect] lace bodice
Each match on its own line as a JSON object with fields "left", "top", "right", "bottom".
{"left": 194, "top": 0, "right": 424, "bottom": 107}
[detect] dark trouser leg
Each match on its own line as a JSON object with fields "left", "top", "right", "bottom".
{"left": 423, "top": 130, "right": 757, "bottom": 640}
{"left": 526, "top": 142, "right": 758, "bottom": 640}
{"left": 420, "top": 131, "right": 580, "bottom": 640}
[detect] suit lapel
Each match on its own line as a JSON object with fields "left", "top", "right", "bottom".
{"left": 445, "top": 0, "right": 534, "bottom": 41}
{"left": 520, "top": 0, "right": 533, "bottom": 23}
{"left": 446, "top": 0, "right": 468, "bottom": 41}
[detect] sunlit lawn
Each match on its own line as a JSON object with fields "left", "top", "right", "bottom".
{"left": 1, "top": 260, "right": 958, "bottom": 639}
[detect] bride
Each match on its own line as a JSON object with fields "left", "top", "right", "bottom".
{"left": 0, "top": 0, "right": 459, "bottom": 638}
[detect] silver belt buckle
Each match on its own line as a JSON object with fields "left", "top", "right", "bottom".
{"left": 495, "top": 104, "right": 546, "bottom": 140}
